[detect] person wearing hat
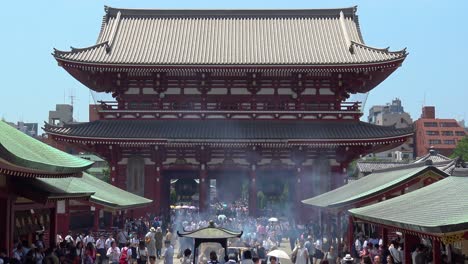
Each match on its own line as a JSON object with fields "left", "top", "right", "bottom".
{"left": 145, "top": 227, "right": 157, "bottom": 259}
{"left": 341, "top": 254, "right": 354, "bottom": 264}
{"left": 155, "top": 227, "right": 163, "bottom": 259}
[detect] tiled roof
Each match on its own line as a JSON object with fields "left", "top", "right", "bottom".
{"left": 178, "top": 221, "right": 242, "bottom": 239}
{"left": 40, "top": 172, "right": 152, "bottom": 209}
{"left": 0, "top": 121, "right": 93, "bottom": 175}
{"left": 44, "top": 120, "right": 413, "bottom": 142}
{"left": 53, "top": 6, "right": 406, "bottom": 66}
{"left": 350, "top": 172, "right": 468, "bottom": 234}
{"left": 356, "top": 161, "right": 409, "bottom": 174}
{"left": 302, "top": 165, "right": 448, "bottom": 208}
{"left": 11, "top": 177, "right": 93, "bottom": 204}
{"left": 414, "top": 152, "right": 452, "bottom": 163}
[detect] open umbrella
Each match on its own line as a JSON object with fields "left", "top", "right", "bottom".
{"left": 189, "top": 206, "right": 196, "bottom": 210}
{"left": 175, "top": 205, "right": 182, "bottom": 209}
{"left": 170, "top": 205, "right": 175, "bottom": 209}
{"left": 267, "top": 249, "right": 290, "bottom": 260}
{"left": 182, "top": 205, "right": 190, "bottom": 209}
{"left": 218, "top": 214, "right": 227, "bottom": 221}
{"left": 268, "top": 217, "right": 278, "bottom": 222}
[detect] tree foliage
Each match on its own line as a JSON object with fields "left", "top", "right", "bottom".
{"left": 451, "top": 136, "right": 468, "bottom": 161}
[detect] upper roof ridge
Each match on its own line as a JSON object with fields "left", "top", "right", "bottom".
{"left": 103, "top": 5, "right": 358, "bottom": 18}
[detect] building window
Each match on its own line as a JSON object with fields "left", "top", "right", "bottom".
{"left": 443, "top": 140, "right": 456, "bottom": 145}
{"left": 424, "top": 122, "right": 438, "bottom": 127}
{"left": 425, "top": 131, "right": 439, "bottom": 136}
{"left": 455, "top": 131, "right": 466, "bottom": 136}
{"left": 440, "top": 122, "right": 458, "bottom": 127}
{"left": 428, "top": 139, "right": 441, "bottom": 145}
{"left": 441, "top": 131, "right": 454, "bottom": 136}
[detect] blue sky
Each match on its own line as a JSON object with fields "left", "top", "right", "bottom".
{"left": 1, "top": 0, "right": 467, "bottom": 127}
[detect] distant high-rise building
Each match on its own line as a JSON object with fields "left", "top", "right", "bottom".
{"left": 48, "top": 104, "right": 74, "bottom": 127}
{"left": 414, "top": 106, "right": 466, "bottom": 157}
{"left": 367, "top": 98, "right": 414, "bottom": 161}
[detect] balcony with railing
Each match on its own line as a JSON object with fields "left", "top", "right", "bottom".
{"left": 95, "top": 100, "right": 362, "bottom": 120}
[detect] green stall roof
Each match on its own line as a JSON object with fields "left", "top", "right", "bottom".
{"left": 40, "top": 172, "right": 153, "bottom": 210}
{"left": 350, "top": 169, "right": 468, "bottom": 234}
{"left": 0, "top": 121, "right": 93, "bottom": 175}
{"left": 302, "top": 165, "right": 448, "bottom": 209}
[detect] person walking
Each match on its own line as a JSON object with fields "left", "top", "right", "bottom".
{"left": 292, "top": 239, "right": 309, "bottom": 264}
{"left": 96, "top": 234, "right": 106, "bottom": 264}
{"left": 155, "top": 227, "right": 163, "bottom": 259}
{"left": 106, "top": 241, "right": 121, "bottom": 264}
{"left": 162, "top": 240, "right": 174, "bottom": 264}
{"left": 145, "top": 227, "right": 157, "bottom": 259}
{"left": 136, "top": 241, "right": 149, "bottom": 264}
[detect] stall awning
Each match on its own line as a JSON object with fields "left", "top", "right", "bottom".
{"left": 349, "top": 168, "right": 468, "bottom": 234}
{"left": 11, "top": 177, "right": 93, "bottom": 204}
{"left": 39, "top": 172, "right": 152, "bottom": 210}
{"left": 0, "top": 121, "right": 93, "bottom": 176}
{"left": 302, "top": 165, "right": 448, "bottom": 209}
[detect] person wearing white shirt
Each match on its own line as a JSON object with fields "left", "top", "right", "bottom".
{"left": 106, "top": 241, "right": 121, "bottom": 264}
{"left": 65, "top": 231, "right": 75, "bottom": 245}
{"left": 105, "top": 235, "right": 115, "bottom": 250}
{"left": 84, "top": 232, "right": 95, "bottom": 245}
{"left": 96, "top": 234, "right": 106, "bottom": 264}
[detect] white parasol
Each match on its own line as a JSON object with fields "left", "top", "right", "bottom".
{"left": 267, "top": 249, "right": 290, "bottom": 260}
{"left": 268, "top": 217, "right": 279, "bottom": 222}
{"left": 218, "top": 214, "right": 227, "bottom": 221}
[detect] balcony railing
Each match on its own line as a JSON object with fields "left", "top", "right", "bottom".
{"left": 97, "top": 100, "right": 361, "bottom": 113}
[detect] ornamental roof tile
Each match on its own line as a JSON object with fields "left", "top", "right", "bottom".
{"left": 350, "top": 169, "right": 468, "bottom": 234}
{"left": 44, "top": 120, "right": 413, "bottom": 142}
{"left": 39, "top": 172, "right": 152, "bottom": 210}
{"left": 302, "top": 165, "right": 448, "bottom": 209}
{"left": 0, "top": 121, "right": 93, "bottom": 176}
{"left": 53, "top": 6, "right": 406, "bottom": 66}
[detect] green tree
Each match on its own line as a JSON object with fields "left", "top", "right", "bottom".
{"left": 451, "top": 136, "right": 468, "bottom": 160}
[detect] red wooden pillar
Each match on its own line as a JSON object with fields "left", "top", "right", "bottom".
{"left": 56, "top": 200, "right": 70, "bottom": 235}
{"left": 93, "top": 207, "right": 100, "bottom": 231}
{"left": 295, "top": 167, "right": 303, "bottom": 223}
{"left": 49, "top": 207, "right": 57, "bottom": 248}
{"left": 348, "top": 215, "right": 354, "bottom": 257}
{"left": 199, "top": 164, "right": 208, "bottom": 213}
{"left": 381, "top": 226, "right": 388, "bottom": 246}
{"left": 404, "top": 233, "right": 419, "bottom": 264}
{"left": 432, "top": 239, "right": 441, "bottom": 263}
{"left": 109, "top": 212, "right": 114, "bottom": 228}
{"left": 0, "top": 195, "right": 13, "bottom": 256}
{"left": 154, "top": 166, "right": 162, "bottom": 215}
{"left": 336, "top": 211, "right": 342, "bottom": 249}
{"left": 248, "top": 165, "right": 257, "bottom": 217}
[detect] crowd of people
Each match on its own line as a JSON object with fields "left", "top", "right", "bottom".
{"left": 1, "top": 201, "right": 453, "bottom": 264}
